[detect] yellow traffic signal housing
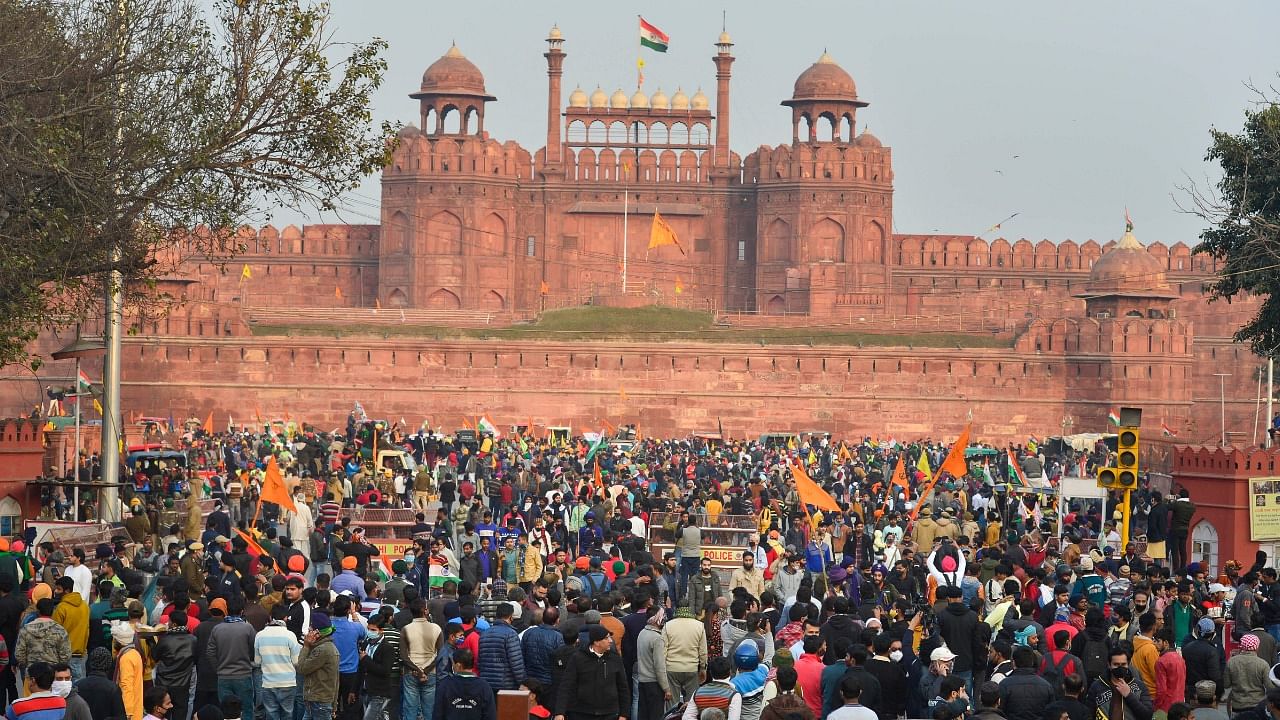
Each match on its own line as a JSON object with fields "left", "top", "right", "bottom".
{"left": 1116, "top": 425, "right": 1140, "bottom": 488}
{"left": 1097, "top": 466, "right": 1119, "bottom": 488}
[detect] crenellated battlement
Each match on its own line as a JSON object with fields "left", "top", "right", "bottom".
{"left": 893, "top": 234, "right": 1205, "bottom": 273}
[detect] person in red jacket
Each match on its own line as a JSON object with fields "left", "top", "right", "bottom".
{"left": 1153, "top": 627, "right": 1186, "bottom": 713}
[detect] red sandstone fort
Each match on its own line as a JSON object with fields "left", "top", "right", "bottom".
{"left": 4, "top": 29, "right": 1270, "bottom": 452}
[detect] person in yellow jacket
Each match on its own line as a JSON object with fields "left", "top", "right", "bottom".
{"left": 51, "top": 577, "right": 89, "bottom": 679}
{"left": 112, "top": 620, "right": 144, "bottom": 720}
{"left": 518, "top": 535, "right": 545, "bottom": 586}
{"left": 1130, "top": 612, "right": 1159, "bottom": 696}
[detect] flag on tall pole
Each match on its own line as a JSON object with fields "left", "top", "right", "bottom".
{"left": 202, "top": 411, "right": 214, "bottom": 434}
{"left": 1125, "top": 207, "right": 1134, "bottom": 233}
{"left": 639, "top": 17, "right": 669, "bottom": 52}
{"left": 938, "top": 423, "right": 971, "bottom": 479}
{"left": 889, "top": 453, "right": 910, "bottom": 497}
{"left": 240, "top": 264, "right": 251, "bottom": 280}
{"left": 916, "top": 451, "right": 933, "bottom": 483}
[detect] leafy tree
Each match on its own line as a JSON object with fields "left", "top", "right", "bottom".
{"left": 0, "top": 0, "right": 395, "bottom": 367}
{"left": 1194, "top": 100, "right": 1280, "bottom": 357}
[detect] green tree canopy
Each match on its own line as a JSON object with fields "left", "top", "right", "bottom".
{"left": 0, "top": 0, "right": 395, "bottom": 367}
{"left": 1195, "top": 100, "right": 1280, "bottom": 357}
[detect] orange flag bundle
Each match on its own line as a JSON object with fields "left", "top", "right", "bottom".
{"left": 790, "top": 462, "right": 841, "bottom": 512}
{"left": 260, "top": 457, "right": 297, "bottom": 513}
{"left": 939, "top": 422, "right": 972, "bottom": 479}
{"left": 202, "top": 411, "right": 214, "bottom": 434}
{"left": 540, "top": 281, "right": 550, "bottom": 296}
{"left": 593, "top": 457, "right": 604, "bottom": 489}
{"left": 335, "top": 286, "right": 343, "bottom": 299}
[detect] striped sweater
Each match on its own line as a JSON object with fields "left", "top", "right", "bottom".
{"left": 5, "top": 692, "right": 67, "bottom": 720}
{"left": 254, "top": 623, "right": 302, "bottom": 688}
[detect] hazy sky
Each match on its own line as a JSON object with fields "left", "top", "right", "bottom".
{"left": 275, "top": 1, "right": 1280, "bottom": 248}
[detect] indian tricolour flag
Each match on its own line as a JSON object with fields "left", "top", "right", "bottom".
{"left": 477, "top": 415, "right": 501, "bottom": 438}
{"left": 639, "top": 17, "right": 669, "bottom": 52}
{"left": 1006, "top": 449, "right": 1029, "bottom": 488}
{"left": 77, "top": 369, "right": 92, "bottom": 392}
{"left": 1107, "top": 408, "right": 1121, "bottom": 426}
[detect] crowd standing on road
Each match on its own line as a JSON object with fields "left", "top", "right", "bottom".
{"left": 8, "top": 422, "right": 1258, "bottom": 720}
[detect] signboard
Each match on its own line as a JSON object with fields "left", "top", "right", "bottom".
{"left": 650, "top": 543, "right": 748, "bottom": 567}
{"left": 1250, "top": 476, "right": 1280, "bottom": 541}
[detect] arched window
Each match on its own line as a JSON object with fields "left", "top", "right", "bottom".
{"left": 0, "top": 497, "right": 19, "bottom": 536}
{"left": 1191, "top": 520, "right": 1219, "bottom": 576}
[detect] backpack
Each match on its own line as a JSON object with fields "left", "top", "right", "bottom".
{"left": 1039, "top": 651, "right": 1077, "bottom": 695}
{"left": 1081, "top": 636, "right": 1110, "bottom": 683}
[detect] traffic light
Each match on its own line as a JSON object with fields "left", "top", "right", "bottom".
{"left": 1097, "top": 406, "right": 1142, "bottom": 490}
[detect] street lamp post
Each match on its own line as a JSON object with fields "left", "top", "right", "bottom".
{"left": 1214, "top": 373, "right": 1232, "bottom": 447}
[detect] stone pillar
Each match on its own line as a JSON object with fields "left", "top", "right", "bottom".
{"left": 712, "top": 34, "right": 735, "bottom": 169}
{"left": 544, "top": 27, "right": 566, "bottom": 170}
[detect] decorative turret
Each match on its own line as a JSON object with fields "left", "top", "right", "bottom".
{"left": 781, "top": 52, "right": 868, "bottom": 145}
{"left": 410, "top": 44, "right": 496, "bottom": 136}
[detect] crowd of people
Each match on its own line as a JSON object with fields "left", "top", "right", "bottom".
{"left": 6, "top": 421, "right": 1250, "bottom": 720}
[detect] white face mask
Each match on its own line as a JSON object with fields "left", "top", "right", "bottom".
{"left": 890, "top": 650, "right": 904, "bottom": 663}
{"left": 51, "top": 680, "right": 72, "bottom": 698}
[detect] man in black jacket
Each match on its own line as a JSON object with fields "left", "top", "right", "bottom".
{"left": 1182, "top": 617, "right": 1224, "bottom": 700}
{"left": 554, "top": 625, "right": 629, "bottom": 720}
{"left": 433, "top": 647, "right": 496, "bottom": 720}
{"left": 1145, "top": 493, "right": 1170, "bottom": 569}
{"left": 998, "top": 646, "right": 1056, "bottom": 720}
{"left": 937, "top": 585, "right": 987, "bottom": 697}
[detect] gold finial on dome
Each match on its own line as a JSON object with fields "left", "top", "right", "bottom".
{"left": 1116, "top": 229, "right": 1143, "bottom": 250}
{"left": 548, "top": 25, "right": 562, "bottom": 40}
{"left": 817, "top": 50, "right": 835, "bottom": 64}
{"left": 446, "top": 44, "right": 465, "bottom": 59}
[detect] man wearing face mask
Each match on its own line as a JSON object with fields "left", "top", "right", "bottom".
{"left": 51, "top": 663, "right": 89, "bottom": 720}
{"left": 864, "top": 632, "right": 907, "bottom": 720}
{"left": 9, "top": 662, "right": 66, "bottom": 718}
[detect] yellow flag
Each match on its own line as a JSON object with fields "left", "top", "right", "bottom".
{"left": 648, "top": 212, "right": 686, "bottom": 255}
{"left": 674, "top": 276, "right": 684, "bottom": 294}
{"left": 240, "top": 264, "right": 251, "bottom": 280}
{"left": 93, "top": 398, "right": 103, "bottom": 415}
{"left": 916, "top": 451, "right": 933, "bottom": 482}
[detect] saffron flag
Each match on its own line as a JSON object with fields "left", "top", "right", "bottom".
{"left": 889, "top": 454, "right": 910, "bottom": 496}
{"left": 1107, "top": 408, "right": 1121, "bottom": 426}
{"left": 335, "top": 286, "right": 343, "bottom": 300}
{"left": 240, "top": 264, "right": 251, "bottom": 280}
{"left": 837, "top": 442, "right": 853, "bottom": 464}
{"left": 260, "top": 457, "right": 297, "bottom": 513}
{"left": 202, "top": 411, "right": 214, "bottom": 434}
{"left": 540, "top": 280, "right": 549, "bottom": 295}
{"left": 938, "top": 423, "right": 971, "bottom": 479}
{"left": 234, "top": 528, "right": 269, "bottom": 561}
{"left": 648, "top": 212, "right": 686, "bottom": 255}
{"left": 639, "top": 17, "right": 669, "bottom": 52}
{"left": 674, "top": 276, "right": 684, "bottom": 294}
{"left": 916, "top": 451, "right": 932, "bottom": 483}
{"left": 593, "top": 457, "right": 604, "bottom": 488}
{"left": 790, "top": 462, "right": 841, "bottom": 512}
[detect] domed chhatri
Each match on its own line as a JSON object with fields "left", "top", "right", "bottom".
{"left": 610, "top": 88, "right": 629, "bottom": 109}
{"left": 856, "top": 130, "right": 882, "bottom": 148}
{"left": 589, "top": 86, "right": 608, "bottom": 108}
{"left": 419, "top": 44, "right": 490, "bottom": 97}
{"left": 1083, "top": 229, "right": 1178, "bottom": 298}
{"left": 790, "top": 51, "right": 860, "bottom": 102}
{"left": 568, "top": 86, "right": 588, "bottom": 108}
{"left": 690, "top": 88, "right": 709, "bottom": 111}
{"left": 650, "top": 88, "right": 669, "bottom": 110}
{"left": 671, "top": 87, "right": 690, "bottom": 110}
{"left": 630, "top": 89, "right": 649, "bottom": 109}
